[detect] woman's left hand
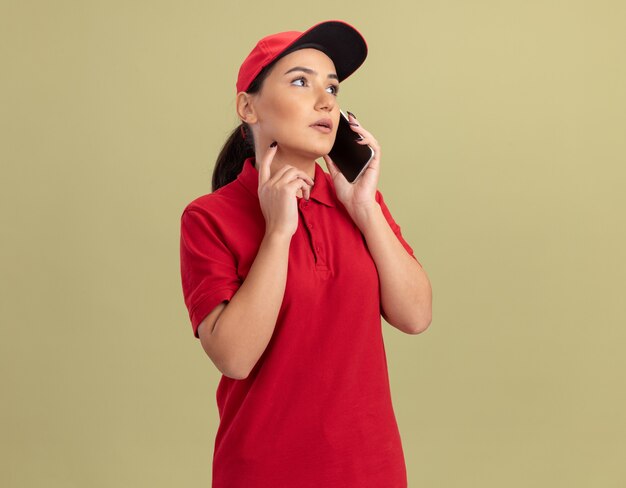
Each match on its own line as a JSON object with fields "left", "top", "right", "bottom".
{"left": 322, "top": 112, "right": 380, "bottom": 225}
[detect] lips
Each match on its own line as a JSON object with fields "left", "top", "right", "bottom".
{"left": 310, "top": 118, "right": 333, "bottom": 130}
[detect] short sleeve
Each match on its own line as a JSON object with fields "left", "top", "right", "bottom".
{"left": 180, "top": 207, "right": 242, "bottom": 339}
{"left": 375, "top": 190, "right": 423, "bottom": 268}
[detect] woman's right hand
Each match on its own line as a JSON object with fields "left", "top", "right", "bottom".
{"left": 257, "top": 142, "right": 314, "bottom": 238}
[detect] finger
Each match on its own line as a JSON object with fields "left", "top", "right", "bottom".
{"left": 323, "top": 154, "right": 338, "bottom": 177}
{"left": 271, "top": 165, "right": 314, "bottom": 188}
{"left": 347, "top": 118, "right": 375, "bottom": 140}
{"left": 269, "top": 164, "right": 295, "bottom": 184}
{"left": 351, "top": 125, "right": 373, "bottom": 142}
{"left": 323, "top": 155, "right": 349, "bottom": 184}
{"left": 271, "top": 170, "right": 314, "bottom": 200}
{"left": 348, "top": 123, "right": 364, "bottom": 138}
{"left": 259, "top": 142, "right": 278, "bottom": 186}
{"left": 287, "top": 178, "right": 311, "bottom": 197}
{"left": 356, "top": 134, "right": 378, "bottom": 146}
{"left": 267, "top": 164, "right": 314, "bottom": 195}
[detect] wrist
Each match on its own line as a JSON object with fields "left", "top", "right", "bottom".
{"left": 351, "top": 202, "right": 382, "bottom": 231}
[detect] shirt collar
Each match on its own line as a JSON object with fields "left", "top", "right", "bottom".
{"left": 236, "top": 156, "right": 336, "bottom": 207}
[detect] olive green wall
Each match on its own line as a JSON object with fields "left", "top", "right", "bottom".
{"left": 2, "top": 1, "right": 625, "bottom": 486}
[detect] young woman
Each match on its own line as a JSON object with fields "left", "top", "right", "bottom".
{"left": 180, "top": 19, "right": 432, "bottom": 488}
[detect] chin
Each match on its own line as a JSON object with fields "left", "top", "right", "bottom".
{"left": 308, "top": 147, "right": 333, "bottom": 160}
{"left": 289, "top": 141, "right": 334, "bottom": 160}
{"left": 311, "top": 139, "right": 335, "bottom": 157}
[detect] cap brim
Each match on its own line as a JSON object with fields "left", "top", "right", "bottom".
{"left": 278, "top": 20, "right": 368, "bottom": 83}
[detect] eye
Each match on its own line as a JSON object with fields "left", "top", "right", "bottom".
{"left": 291, "top": 76, "right": 340, "bottom": 96}
{"left": 291, "top": 76, "right": 307, "bottom": 87}
{"left": 328, "top": 84, "right": 340, "bottom": 96}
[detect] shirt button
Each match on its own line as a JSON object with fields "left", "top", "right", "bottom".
{"left": 309, "top": 223, "right": 314, "bottom": 229}
{"left": 315, "top": 245, "right": 321, "bottom": 252}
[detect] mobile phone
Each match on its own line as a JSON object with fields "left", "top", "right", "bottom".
{"left": 327, "top": 110, "right": 375, "bottom": 183}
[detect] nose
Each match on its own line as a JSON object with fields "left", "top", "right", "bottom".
{"left": 315, "top": 87, "right": 336, "bottom": 112}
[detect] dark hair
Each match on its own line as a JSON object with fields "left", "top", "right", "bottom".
{"left": 211, "top": 62, "right": 275, "bottom": 191}
{"left": 212, "top": 45, "right": 317, "bottom": 192}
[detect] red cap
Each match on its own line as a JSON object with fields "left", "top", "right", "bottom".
{"left": 236, "top": 20, "right": 368, "bottom": 94}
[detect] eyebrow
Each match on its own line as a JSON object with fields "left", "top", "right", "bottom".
{"left": 284, "top": 66, "right": 339, "bottom": 80}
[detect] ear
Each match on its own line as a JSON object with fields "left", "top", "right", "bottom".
{"left": 236, "top": 92, "right": 258, "bottom": 124}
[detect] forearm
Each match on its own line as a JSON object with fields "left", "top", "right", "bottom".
{"left": 354, "top": 204, "right": 432, "bottom": 334}
{"left": 211, "top": 231, "right": 291, "bottom": 378}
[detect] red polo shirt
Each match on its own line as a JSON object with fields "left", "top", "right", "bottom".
{"left": 180, "top": 156, "right": 421, "bottom": 488}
